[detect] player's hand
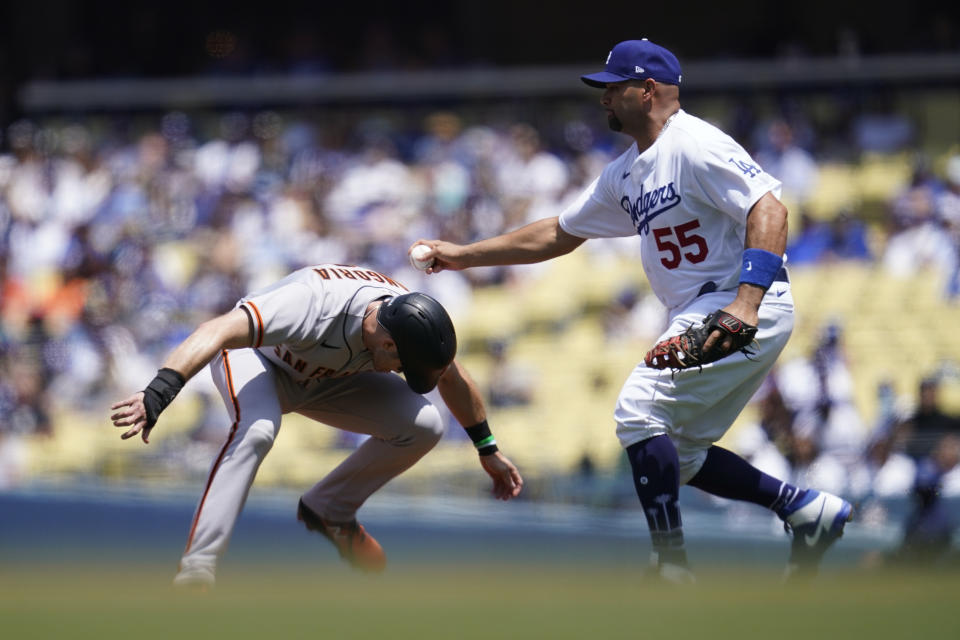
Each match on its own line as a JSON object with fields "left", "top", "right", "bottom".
{"left": 479, "top": 451, "right": 523, "bottom": 501}
{"left": 408, "top": 239, "right": 467, "bottom": 274}
{"left": 705, "top": 296, "right": 760, "bottom": 354}
{"left": 110, "top": 392, "right": 154, "bottom": 444}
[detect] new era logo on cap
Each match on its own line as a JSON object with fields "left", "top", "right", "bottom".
{"left": 582, "top": 38, "right": 682, "bottom": 88}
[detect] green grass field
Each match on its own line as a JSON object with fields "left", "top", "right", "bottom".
{"left": 3, "top": 564, "right": 958, "bottom": 640}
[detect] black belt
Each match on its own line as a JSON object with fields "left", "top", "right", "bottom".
{"left": 696, "top": 267, "right": 789, "bottom": 297}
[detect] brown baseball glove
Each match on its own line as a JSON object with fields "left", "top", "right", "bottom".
{"left": 645, "top": 310, "right": 758, "bottom": 371}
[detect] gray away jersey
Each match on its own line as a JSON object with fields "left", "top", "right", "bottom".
{"left": 237, "top": 264, "right": 409, "bottom": 382}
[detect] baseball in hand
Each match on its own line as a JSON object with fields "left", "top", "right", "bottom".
{"left": 409, "top": 244, "right": 435, "bottom": 271}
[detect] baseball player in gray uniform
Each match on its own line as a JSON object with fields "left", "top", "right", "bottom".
{"left": 110, "top": 263, "right": 523, "bottom": 588}
{"left": 413, "top": 39, "right": 851, "bottom": 582}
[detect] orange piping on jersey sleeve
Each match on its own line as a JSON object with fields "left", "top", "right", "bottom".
{"left": 245, "top": 301, "right": 264, "bottom": 348}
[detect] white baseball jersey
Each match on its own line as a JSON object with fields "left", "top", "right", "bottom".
{"left": 559, "top": 109, "right": 781, "bottom": 312}
{"left": 237, "top": 264, "right": 409, "bottom": 383}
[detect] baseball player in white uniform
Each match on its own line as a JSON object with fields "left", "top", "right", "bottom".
{"left": 414, "top": 39, "right": 852, "bottom": 582}
{"left": 110, "top": 263, "right": 523, "bottom": 588}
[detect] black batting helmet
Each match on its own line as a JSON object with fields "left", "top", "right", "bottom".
{"left": 377, "top": 292, "right": 457, "bottom": 393}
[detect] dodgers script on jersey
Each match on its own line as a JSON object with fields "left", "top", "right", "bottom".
{"left": 237, "top": 264, "right": 408, "bottom": 382}
{"left": 559, "top": 109, "right": 781, "bottom": 311}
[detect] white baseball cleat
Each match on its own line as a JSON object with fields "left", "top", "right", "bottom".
{"left": 781, "top": 490, "right": 853, "bottom": 581}
{"left": 172, "top": 566, "right": 215, "bottom": 591}
{"left": 647, "top": 551, "right": 697, "bottom": 585}
{"left": 658, "top": 562, "right": 697, "bottom": 585}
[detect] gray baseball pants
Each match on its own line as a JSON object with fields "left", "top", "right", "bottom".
{"left": 175, "top": 348, "right": 444, "bottom": 582}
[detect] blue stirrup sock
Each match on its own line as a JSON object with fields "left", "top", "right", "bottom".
{"left": 687, "top": 445, "right": 806, "bottom": 517}
{"left": 626, "top": 435, "right": 687, "bottom": 565}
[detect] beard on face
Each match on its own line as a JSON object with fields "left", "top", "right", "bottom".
{"left": 607, "top": 114, "right": 623, "bottom": 132}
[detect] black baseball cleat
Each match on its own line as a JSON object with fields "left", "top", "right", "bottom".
{"left": 297, "top": 499, "right": 386, "bottom": 572}
{"left": 781, "top": 490, "right": 854, "bottom": 582}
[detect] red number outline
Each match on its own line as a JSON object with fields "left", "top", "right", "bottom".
{"left": 653, "top": 227, "right": 681, "bottom": 269}
{"left": 675, "top": 220, "right": 708, "bottom": 263}
{"left": 653, "top": 220, "right": 708, "bottom": 269}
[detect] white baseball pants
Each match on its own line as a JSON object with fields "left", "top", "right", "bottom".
{"left": 615, "top": 282, "right": 795, "bottom": 484}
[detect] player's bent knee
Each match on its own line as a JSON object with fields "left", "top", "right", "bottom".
{"left": 392, "top": 404, "right": 444, "bottom": 448}
{"left": 418, "top": 404, "right": 445, "bottom": 439}
{"left": 238, "top": 421, "right": 279, "bottom": 457}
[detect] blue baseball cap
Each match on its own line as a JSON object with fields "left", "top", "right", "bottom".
{"left": 581, "top": 39, "right": 682, "bottom": 88}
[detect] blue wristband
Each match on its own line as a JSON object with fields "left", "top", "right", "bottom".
{"left": 740, "top": 249, "right": 783, "bottom": 290}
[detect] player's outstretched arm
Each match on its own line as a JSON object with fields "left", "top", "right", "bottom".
{"left": 109, "top": 308, "right": 252, "bottom": 444}
{"left": 411, "top": 216, "right": 585, "bottom": 274}
{"left": 436, "top": 360, "right": 523, "bottom": 500}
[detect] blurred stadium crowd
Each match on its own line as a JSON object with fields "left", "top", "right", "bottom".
{"left": 0, "top": 103, "right": 617, "bottom": 429}
{"left": 1, "top": 87, "right": 959, "bottom": 559}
